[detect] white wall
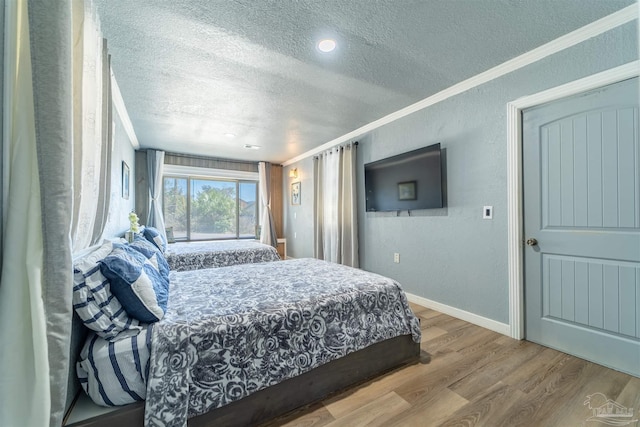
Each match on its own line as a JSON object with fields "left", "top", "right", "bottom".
{"left": 101, "top": 106, "right": 137, "bottom": 239}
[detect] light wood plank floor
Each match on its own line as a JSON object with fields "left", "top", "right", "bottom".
{"left": 262, "top": 303, "right": 640, "bottom": 427}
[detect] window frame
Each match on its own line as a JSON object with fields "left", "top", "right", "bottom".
{"left": 162, "top": 165, "right": 259, "bottom": 242}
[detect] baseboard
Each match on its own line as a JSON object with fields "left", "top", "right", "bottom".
{"left": 406, "top": 292, "right": 511, "bottom": 337}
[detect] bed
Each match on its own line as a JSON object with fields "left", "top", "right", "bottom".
{"left": 164, "top": 240, "right": 281, "bottom": 271}
{"left": 69, "top": 241, "right": 421, "bottom": 427}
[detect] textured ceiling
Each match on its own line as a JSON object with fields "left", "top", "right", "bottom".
{"left": 94, "top": 0, "right": 635, "bottom": 164}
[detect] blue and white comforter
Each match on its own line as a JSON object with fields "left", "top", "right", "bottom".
{"left": 144, "top": 258, "right": 421, "bottom": 427}
{"left": 164, "top": 240, "right": 280, "bottom": 271}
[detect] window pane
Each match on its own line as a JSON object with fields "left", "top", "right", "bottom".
{"left": 190, "top": 179, "right": 237, "bottom": 240}
{"left": 163, "top": 177, "right": 188, "bottom": 240}
{"left": 239, "top": 182, "right": 258, "bottom": 238}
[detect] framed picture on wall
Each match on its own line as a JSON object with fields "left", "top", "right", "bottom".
{"left": 398, "top": 181, "right": 416, "bottom": 200}
{"left": 122, "top": 161, "right": 130, "bottom": 199}
{"left": 291, "top": 181, "right": 301, "bottom": 205}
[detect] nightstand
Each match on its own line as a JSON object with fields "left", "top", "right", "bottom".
{"left": 276, "top": 238, "right": 286, "bottom": 260}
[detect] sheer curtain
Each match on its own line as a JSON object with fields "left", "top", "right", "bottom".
{"left": 147, "top": 149, "right": 167, "bottom": 243}
{"left": 313, "top": 142, "right": 359, "bottom": 267}
{"left": 71, "top": 1, "right": 110, "bottom": 250}
{"left": 91, "top": 41, "right": 113, "bottom": 244}
{"left": 0, "top": 2, "right": 74, "bottom": 427}
{"left": 0, "top": 1, "right": 116, "bottom": 425}
{"left": 259, "top": 162, "right": 277, "bottom": 247}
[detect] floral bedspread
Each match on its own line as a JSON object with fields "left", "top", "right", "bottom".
{"left": 144, "top": 258, "right": 421, "bottom": 427}
{"left": 164, "top": 240, "right": 280, "bottom": 271}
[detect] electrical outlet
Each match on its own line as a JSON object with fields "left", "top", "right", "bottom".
{"left": 294, "top": 232, "right": 297, "bottom": 239}
{"left": 394, "top": 253, "right": 400, "bottom": 263}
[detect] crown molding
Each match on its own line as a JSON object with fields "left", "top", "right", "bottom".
{"left": 111, "top": 71, "right": 140, "bottom": 149}
{"left": 282, "top": 4, "right": 638, "bottom": 166}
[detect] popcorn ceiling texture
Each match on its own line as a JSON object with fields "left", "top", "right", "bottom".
{"left": 94, "top": 0, "right": 634, "bottom": 163}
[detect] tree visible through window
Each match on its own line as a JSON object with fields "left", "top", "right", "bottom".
{"left": 163, "top": 176, "right": 258, "bottom": 241}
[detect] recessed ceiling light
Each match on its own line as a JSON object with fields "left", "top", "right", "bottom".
{"left": 244, "top": 144, "right": 261, "bottom": 150}
{"left": 317, "top": 39, "right": 336, "bottom": 53}
{"left": 224, "top": 133, "right": 236, "bottom": 138}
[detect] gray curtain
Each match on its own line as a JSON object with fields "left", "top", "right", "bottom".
{"left": 147, "top": 149, "right": 167, "bottom": 242}
{"left": 28, "top": 1, "right": 74, "bottom": 426}
{"left": 258, "top": 162, "right": 277, "bottom": 247}
{"left": 313, "top": 142, "right": 359, "bottom": 267}
{"left": 91, "top": 40, "right": 113, "bottom": 245}
{"left": 0, "top": 0, "right": 4, "bottom": 276}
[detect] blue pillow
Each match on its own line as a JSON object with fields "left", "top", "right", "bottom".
{"left": 129, "top": 235, "right": 171, "bottom": 277}
{"left": 143, "top": 226, "right": 167, "bottom": 253}
{"left": 99, "top": 244, "right": 169, "bottom": 323}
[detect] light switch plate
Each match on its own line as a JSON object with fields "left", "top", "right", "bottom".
{"left": 483, "top": 206, "right": 493, "bottom": 219}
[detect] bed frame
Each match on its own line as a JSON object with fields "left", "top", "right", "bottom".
{"left": 66, "top": 334, "right": 420, "bottom": 427}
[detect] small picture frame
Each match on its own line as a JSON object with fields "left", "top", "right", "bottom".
{"left": 122, "top": 161, "right": 130, "bottom": 200}
{"left": 291, "top": 181, "right": 301, "bottom": 205}
{"left": 398, "top": 181, "right": 416, "bottom": 201}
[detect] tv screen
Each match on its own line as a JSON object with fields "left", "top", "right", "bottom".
{"left": 365, "top": 143, "right": 443, "bottom": 212}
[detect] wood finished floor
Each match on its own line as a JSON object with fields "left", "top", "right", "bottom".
{"left": 261, "top": 303, "right": 640, "bottom": 427}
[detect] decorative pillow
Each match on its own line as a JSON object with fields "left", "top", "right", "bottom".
{"left": 99, "top": 244, "right": 170, "bottom": 323}
{"left": 142, "top": 226, "right": 167, "bottom": 253}
{"left": 129, "top": 235, "right": 171, "bottom": 277}
{"left": 73, "top": 242, "right": 142, "bottom": 340}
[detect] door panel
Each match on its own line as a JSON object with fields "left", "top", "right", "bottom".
{"left": 524, "top": 77, "right": 640, "bottom": 376}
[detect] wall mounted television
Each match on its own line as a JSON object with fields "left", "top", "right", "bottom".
{"left": 365, "top": 143, "right": 444, "bottom": 212}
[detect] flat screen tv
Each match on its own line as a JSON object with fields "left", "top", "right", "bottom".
{"left": 365, "top": 143, "right": 443, "bottom": 212}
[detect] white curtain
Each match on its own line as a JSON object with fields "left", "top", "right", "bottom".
{"left": 91, "top": 41, "right": 113, "bottom": 244}
{"left": 313, "top": 142, "right": 359, "bottom": 267}
{"left": 147, "top": 149, "right": 167, "bottom": 243}
{"left": 71, "top": 1, "right": 110, "bottom": 250}
{"left": 0, "top": 1, "right": 74, "bottom": 427}
{"left": 258, "top": 162, "right": 277, "bottom": 247}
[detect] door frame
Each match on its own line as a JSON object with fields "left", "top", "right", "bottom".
{"left": 506, "top": 60, "right": 639, "bottom": 339}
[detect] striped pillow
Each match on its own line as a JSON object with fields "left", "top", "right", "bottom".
{"left": 73, "top": 242, "right": 142, "bottom": 340}
{"left": 76, "top": 328, "right": 151, "bottom": 406}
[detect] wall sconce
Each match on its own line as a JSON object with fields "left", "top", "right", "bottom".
{"left": 289, "top": 168, "right": 298, "bottom": 179}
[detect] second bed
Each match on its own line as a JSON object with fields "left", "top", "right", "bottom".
{"left": 164, "top": 240, "right": 281, "bottom": 271}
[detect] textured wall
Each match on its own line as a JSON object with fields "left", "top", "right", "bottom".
{"left": 283, "top": 21, "right": 639, "bottom": 323}
{"left": 101, "top": 108, "right": 137, "bottom": 239}
{"left": 283, "top": 156, "right": 315, "bottom": 259}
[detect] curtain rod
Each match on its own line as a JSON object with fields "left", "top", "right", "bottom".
{"left": 312, "top": 141, "right": 358, "bottom": 159}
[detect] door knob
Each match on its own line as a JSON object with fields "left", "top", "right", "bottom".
{"left": 526, "top": 238, "right": 538, "bottom": 246}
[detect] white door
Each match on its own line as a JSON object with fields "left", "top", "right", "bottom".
{"left": 523, "top": 77, "right": 640, "bottom": 376}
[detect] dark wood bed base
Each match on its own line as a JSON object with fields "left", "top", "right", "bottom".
{"left": 67, "top": 334, "right": 420, "bottom": 427}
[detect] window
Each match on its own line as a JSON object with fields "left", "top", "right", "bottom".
{"left": 163, "top": 175, "right": 258, "bottom": 241}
